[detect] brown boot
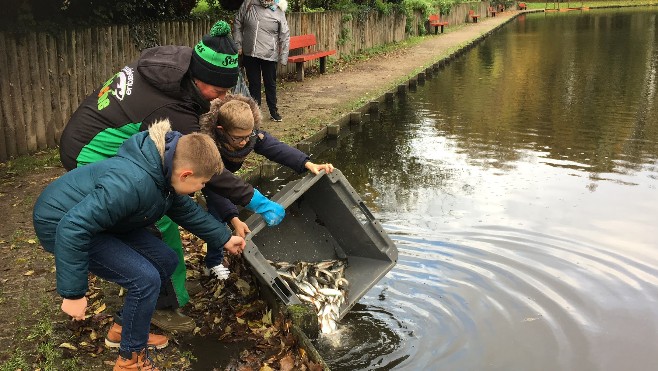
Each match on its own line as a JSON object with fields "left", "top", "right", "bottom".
{"left": 113, "top": 349, "right": 159, "bottom": 370}
{"left": 105, "top": 323, "right": 168, "bottom": 349}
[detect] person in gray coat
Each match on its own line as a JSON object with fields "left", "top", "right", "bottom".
{"left": 234, "top": 0, "right": 290, "bottom": 122}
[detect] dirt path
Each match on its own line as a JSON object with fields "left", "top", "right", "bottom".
{"left": 268, "top": 11, "right": 519, "bottom": 145}
{"left": 0, "top": 10, "right": 520, "bottom": 369}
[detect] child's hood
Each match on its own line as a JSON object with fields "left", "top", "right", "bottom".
{"left": 115, "top": 119, "right": 172, "bottom": 189}
{"left": 199, "top": 95, "right": 262, "bottom": 143}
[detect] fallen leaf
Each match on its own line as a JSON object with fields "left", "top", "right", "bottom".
{"left": 279, "top": 354, "right": 295, "bottom": 371}
{"left": 262, "top": 310, "right": 272, "bottom": 325}
{"left": 235, "top": 278, "right": 251, "bottom": 296}
{"left": 94, "top": 303, "right": 106, "bottom": 314}
{"left": 27, "top": 239, "right": 36, "bottom": 244}
{"left": 24, "top": 270, "right": 35, "bottom": 276}
{"left": 59, "top": 342, "right": 77, "bottom": 350}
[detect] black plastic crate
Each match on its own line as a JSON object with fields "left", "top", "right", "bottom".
{"left": 243, "top": 169, "right": 398, "bottom": 319}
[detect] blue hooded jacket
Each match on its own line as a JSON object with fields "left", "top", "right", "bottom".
{"left": 33, "top": 121, "right": 231, "bottom": 298}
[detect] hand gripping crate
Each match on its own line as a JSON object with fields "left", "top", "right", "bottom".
{"left": 242, "top": 169, "right": 398, "bottom": 320}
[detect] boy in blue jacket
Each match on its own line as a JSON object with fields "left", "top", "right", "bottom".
{"left": 199, "top": 94, "right": 334, "bottom": 277}
{"left": 33, "top": 120, "right": 245, "bottom": 370}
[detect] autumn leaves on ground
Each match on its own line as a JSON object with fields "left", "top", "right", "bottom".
{"left": 0, "top": 172, "right": 322, "bottom": 371}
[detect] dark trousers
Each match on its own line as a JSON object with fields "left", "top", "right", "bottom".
{"left": 243, "top": 55, "right": 278, "bottom": 116}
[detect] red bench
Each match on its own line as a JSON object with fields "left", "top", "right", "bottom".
{"left": 287, "top": 34, "right": 336, "bottom": 81}
{"left": 518, "top": 2, "right": 527, "bottom": 10}
{"left": 488, "top": 6, "right": 497, "bottom": 17}
{"left": 468, "top": 9, "right": 480, "bottom": 23}
{"left": 428, "top": 14, "right": 449, "bottom": 34}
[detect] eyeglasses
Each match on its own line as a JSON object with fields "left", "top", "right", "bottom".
{"left": 226, "top": 131, "right": 257, "bottom": 143}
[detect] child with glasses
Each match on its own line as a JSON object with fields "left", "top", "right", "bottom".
{"left": 199, "top": 94, "right": 334, "bottom": 277}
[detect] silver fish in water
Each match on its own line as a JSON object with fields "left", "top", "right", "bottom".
{"left": 269, "top": 259, "right": 349, "bottom": 334}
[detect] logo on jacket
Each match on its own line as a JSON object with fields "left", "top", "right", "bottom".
{"left": 114, "top": 66, "right": 134, "bottom": 101}
{"left": 97, "top": 66, "right": 134, "bottom": 110}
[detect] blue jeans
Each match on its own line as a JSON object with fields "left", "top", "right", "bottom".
{"left": 87, "top": 229, "right": 178, "bottom": 354}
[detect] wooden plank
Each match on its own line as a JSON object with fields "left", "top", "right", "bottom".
{"left": 19, "top": 33, "right": 37, "bottom": 152}
{"left": 72, "top": 29, "right": 83, "bottom": 108}
{"left": 290, "top": 34, "right": 316, "bottom": 50}
{"left": 183, "top": 20, "right": 188, "bottom": 45}
{"left": 161, "top": 21, "right": 167, "bottom": 46}
{"left": 8, "top": 34, "right": 28, "bottom": 156}
{"left": 174, "top": 21, "right": 179, "bottom": 46}
{"left": 183, "top": 21, "right": 189, "bottom": 47}
{"left": 111, "top": 25, "right": 119, "bottom": 72}
{"left": 0, "top": 94, "right": 6, "bottom": 161}
{"left": 46, "top": 33, "right": 66, "bottom": 148}
{"left": 37, "top": 32, "right": 52, "bottom": 149}
{"left": 84, "top": 28, "right": 94, "bottom": 95}
{"left": 0, "top": 33, "right": 11, "bottom": 161}
{"left": 117, "top": 26, "right": 125, "bottom": 69}
{"left": 96, "top": 27, "right": 106, "bottom": 83}
{"left": 54, "top": 31, "right": 69, "bottom": 144}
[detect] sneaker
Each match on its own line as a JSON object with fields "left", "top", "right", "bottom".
{"left": 150, "top": 308, "right": 196, "bottom": 333}
{"left": 105, "top": 322, "right": 168, "bottom": 349}
{"left": 203, "top": 265, "right": 231, "bottom": 280}
{"left": 270, "top": 112, "right": 282, "bottom": 122}
{"left": 114, "top": 348, "right": 159, "bottom": 371}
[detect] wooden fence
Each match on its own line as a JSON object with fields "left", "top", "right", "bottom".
{"left": 0, "top": 3, "right": 488, "bottom": 162}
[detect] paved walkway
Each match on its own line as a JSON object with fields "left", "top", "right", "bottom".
{"left": 266, "top": 10, "right": 523, "bottom": 146}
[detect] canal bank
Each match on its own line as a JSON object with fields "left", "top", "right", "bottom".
{"left": 227, "top": 8, "right": 531, "bottom": 371}
{"left": 241, "top": 9, "right": 526, "bottom": 181}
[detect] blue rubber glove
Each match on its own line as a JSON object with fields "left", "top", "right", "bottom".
{"left": 245, "top": 189, "right": 285, "bottom": 226}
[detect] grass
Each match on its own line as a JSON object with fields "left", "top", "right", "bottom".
{"left": 0, "top": 148, "right": 60, "bottom": 179}
{"left": 0, "top": 297, "right": 79, "bottom": 371}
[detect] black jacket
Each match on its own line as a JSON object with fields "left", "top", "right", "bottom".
{"left": 58, "top": 45, "right": 254, "bottom": 206}
{"left": 203, "top": 130, "right": 309, "bottom": 221}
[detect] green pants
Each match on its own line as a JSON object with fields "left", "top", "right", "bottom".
{"left": 155, "top": 216, "right": 190, "bottom": 307}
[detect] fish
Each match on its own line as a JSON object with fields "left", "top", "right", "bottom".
{"left": 270, "top": 258, "right": 349, "bottom": 334}
{"left": 318, "top": 287, "right": 342, "bottom": 297}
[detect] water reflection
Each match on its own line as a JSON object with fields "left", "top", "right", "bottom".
{"left": 311, "top": 7, "right": 658, "bottom": 371}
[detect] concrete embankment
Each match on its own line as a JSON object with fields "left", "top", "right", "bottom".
{"left": 244, "top": 9, "right": 526, "bottom": 183}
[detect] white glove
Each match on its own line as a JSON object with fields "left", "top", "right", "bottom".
{"left": 206, "top": 265, "right": 231, "bottom": 280}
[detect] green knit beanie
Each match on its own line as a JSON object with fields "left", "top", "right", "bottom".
{"left": 190, "top": 21, "right": 239, "bottom": 88}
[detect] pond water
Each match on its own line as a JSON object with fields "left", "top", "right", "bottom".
{"left": 307, "top": 7, "right": 658, "bottom": 371}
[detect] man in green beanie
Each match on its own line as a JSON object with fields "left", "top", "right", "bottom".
{"left": 58, "top": 20, "right": 285, "bottom": 336}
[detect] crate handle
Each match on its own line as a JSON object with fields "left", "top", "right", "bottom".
{"left": 357, "top": 201, "right": 376, "bottom": 223}
{"left": 272, "top": 276, "right": 296, "bottom": 304}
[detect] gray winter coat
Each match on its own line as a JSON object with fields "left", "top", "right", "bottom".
{"left": 234, "top": 0, "right": 290, "bottom": 64}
